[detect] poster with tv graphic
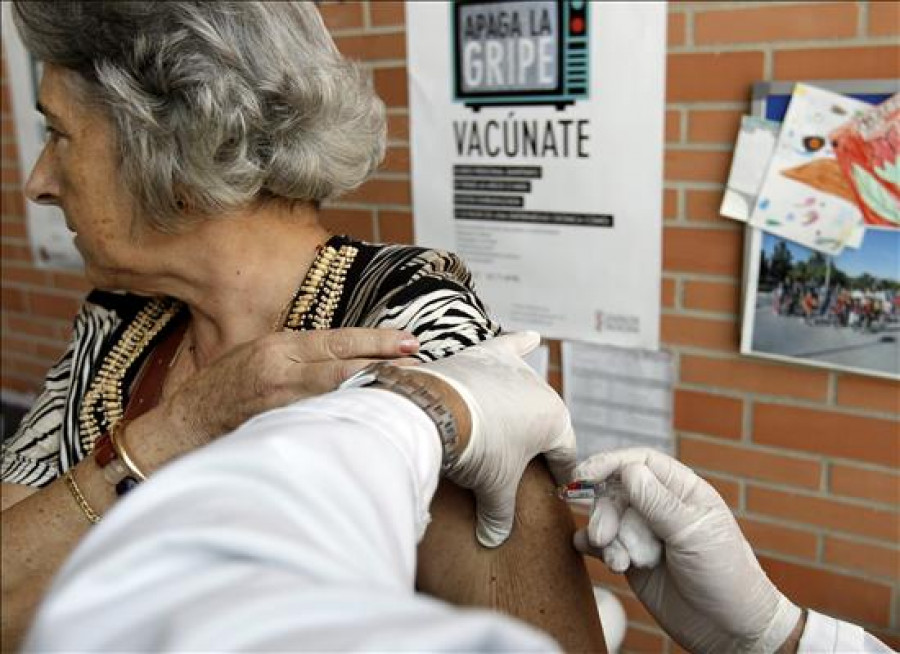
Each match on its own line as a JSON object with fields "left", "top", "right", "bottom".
{"left": 407, "top": 0, "right": 666, "bottom": 349}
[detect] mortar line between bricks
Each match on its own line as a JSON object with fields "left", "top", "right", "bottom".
{"left": 676, "top": 446, "right": 900, "bottom": 498}
{"left": 664, "top": 179, "right": 726, "bottom": 188}
{"left": 677, "top": 429, "right": 855, "bottom": 465}
{"left": 750, "top": 540, "right": 900, "bottom": 595}
{"left": 662, "top": 221, "right": 743, "bottom": 232}
{"left": 667, "top": 271, "right": 742, "bottom": 284}
{"left": 369, "top": 172, "right": 409, "bottom": 181}
{"left": 667, "top": 36, "right": 899, "bottom": 53}
{"left": 674, "top": 381, "right": 900, "bottom": 421}
{"left": 826, "top": 373, "right": 838, "bottom": 406}
{"left": 669, "top": 344, "right": 899, "bottom": 373}
{"left": 742, "top": 477, "right": 900, "bottom": 512}
{"left": 891, "top": 585, "right": 899, "bottom": 631}
{"left": 367, "top": 211, "right": 379, "bottom": 243}
{"left": 666, "top": 143, "right": 733, "bottom": 152}
{"left": 0, "top": 332, "right": 73, "bottom": 347}
{"left": 738, "top": 546, "right": 899, "bottom": 610}
{"left": 2, "top": 311, "right": 73, "bottom": 326}
{"left": 676, "top": 186, "right": 688, "bottom": 221}
{"left": 1, "top": 281, "right": 88, "bottom": 298}
{"left": 360, "top": 0, "right": 372, "bottom": 30}
{"left": 3, "top": 351, "right": 76, "bottom": 367}
{"left": 667, "top": 102, "right": 751, "bottom": 110}
{"left": 683, "top": 5, "right": 695, "bottom": 48}
{"left": 815, "top": 528, "right": 826, "bottom": 563}
{"left": 363, "top": 59, "right": 407, "bottom": 70}
{"left": 660, "top": 307, "right": 740, "bottom": 322}
{"left": 327, "top": 25, "right": 406, "bottom": 38}
{"left": 736, "top": 512, "right": 900, "bottom": 550}
{"left": 690, "top": 492, "right": 900, "bottom": 588}
{"left": 742, "top": 396, "right": 753, "bottom": 442}
{"left": 327, "top": 201, "right": 411, "bottom": 212}
{"left": 682, "top": 456, "right": 821, "bottom": 492}
{"left": 858, "top": 1, "right": 869, "bottom": 39}
{"left": 675, "top": 1, "right": 844, "bottom": 8}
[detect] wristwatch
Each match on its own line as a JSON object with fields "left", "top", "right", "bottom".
{"left": 343, "top": 362, "right": 461, "bottom": 470}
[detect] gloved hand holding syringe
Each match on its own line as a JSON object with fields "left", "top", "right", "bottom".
{"left": 558, "top": 473, "right": 662, "bottom": 572}
{"left": 562, "top": 448, "right": 805, "bottom": 654}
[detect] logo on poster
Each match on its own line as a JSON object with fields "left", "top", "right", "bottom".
{"left": 452, "top": 0, "right": 589, "bottom": 111}
{"left": 595, "top": 310, "right": 640, "bottom": 334}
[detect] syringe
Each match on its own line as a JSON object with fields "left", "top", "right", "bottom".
{"left": 557, "top": 474, "right": 624, "bottom": 501}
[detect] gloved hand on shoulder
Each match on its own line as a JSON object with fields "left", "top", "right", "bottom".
{"left": 573, "top": 448, "right": 802, "bottom": 654}
{"left": 418, "top": 332, "right": 577, "bottom": 548}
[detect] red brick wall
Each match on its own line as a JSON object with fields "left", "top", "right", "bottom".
{"left": 2, "top": 2, "right": 898, "bottom": 651}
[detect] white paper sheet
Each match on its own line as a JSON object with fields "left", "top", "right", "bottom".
{"left": 749, "top": 84, "right": 872, "bottom": 255}
{"left": 562, "top": 341, "right": 674, "bottom": 462}
{"left": 721, "top": 116, "right": 780, "bottom": 222}
{"left": 407, "top": 1, "right": 666, "bottom": 349}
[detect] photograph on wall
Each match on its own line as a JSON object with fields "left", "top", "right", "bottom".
{"left": 407, "top": 1, "right": 666, "bottom": 349}
{"left": 741, "top": 227, "right": 900, "bottom": 380}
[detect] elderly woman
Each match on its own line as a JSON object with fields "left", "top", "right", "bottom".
{"left": 1, "top": 2, "right": 605, "bottom": 651}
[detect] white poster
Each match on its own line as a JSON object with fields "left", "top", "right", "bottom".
{"left": 407, "top": 1, "right": 666, "bottom": 349}
{"left": 2, "top": 4, "right": 82, "bottom": 270}
{"left": 562, "top": 341, "right": 674, "bottom": 461}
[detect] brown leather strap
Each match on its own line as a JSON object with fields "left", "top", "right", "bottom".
{"left": 124, "top": 317, "right": 190, "bottom": 421}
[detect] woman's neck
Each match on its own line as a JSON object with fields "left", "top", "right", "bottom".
{"left": 139, "top": 203, "right": 330, "bottom": 367}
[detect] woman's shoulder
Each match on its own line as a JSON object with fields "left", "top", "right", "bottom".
{"left": 339, "top": 236, "right": 474, "bottom": 284}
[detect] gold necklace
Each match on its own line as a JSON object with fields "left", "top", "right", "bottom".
{"left": 78, "top": 239, "right": 360, "bottom": 453}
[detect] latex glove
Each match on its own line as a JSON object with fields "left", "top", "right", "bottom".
{"left": 573, "top": 448, "right": 801, "bottom": 654}
{"left": 419, "top": 332, "right": 577, "bottom": 548}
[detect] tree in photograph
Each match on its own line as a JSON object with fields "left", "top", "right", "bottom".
{"left": 804, "top": 251, "right": 829, "bottom": 284}
{"left": 769, "top": 240, "right": 793, "bottom": 282}
{"left": 855, "top": 272, "right": 877, "bottom": 290}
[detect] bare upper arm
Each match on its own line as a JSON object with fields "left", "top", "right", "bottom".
{"left": 416, "top": 458, "right": 607, "bottom": 653}
{"left": 1, "top": 483, "right": 38, "bottom": 512}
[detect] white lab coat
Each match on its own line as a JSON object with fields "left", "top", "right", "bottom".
{"left": 25, "top": 389, "right": 558, "bottom": 652}
{"left": 24, "top": 389, "right": 892, "bottom": 653}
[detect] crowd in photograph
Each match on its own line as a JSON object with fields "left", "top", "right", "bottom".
{"left": 772, "top": 280, "right": 900, "bottom": 332}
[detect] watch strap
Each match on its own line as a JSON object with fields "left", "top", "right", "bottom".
{"left": 349, "top": 362, "right": 460, "bottom": 471}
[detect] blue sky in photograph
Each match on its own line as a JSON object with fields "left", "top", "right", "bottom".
{"left": 762, "top": 228, "right": 899, "bottom": 281}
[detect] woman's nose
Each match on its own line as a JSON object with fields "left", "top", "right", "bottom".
{"left": 24, "top": 148, "right": 60, "bottom": 206}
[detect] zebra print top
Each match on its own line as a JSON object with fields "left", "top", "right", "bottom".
{"left": 2, "top": 236, "right": 500, "bottom": 488}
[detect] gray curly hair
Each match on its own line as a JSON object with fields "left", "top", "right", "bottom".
{"left": 13, "top": 1, "right": 386, "bottom": 231}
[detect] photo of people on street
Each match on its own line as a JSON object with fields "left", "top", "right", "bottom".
{"left": 743, "top": 228, "right": 900, "bottom": 379}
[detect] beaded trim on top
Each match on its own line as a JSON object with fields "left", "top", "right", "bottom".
{"left": 78, "top": 297, "right": 183, "bottom": 453}
{"left": 77, "top": 239, "right": 359, "bottom": 453}
{"left": 285, "top": 241, "right": 359, "bottom": 331}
